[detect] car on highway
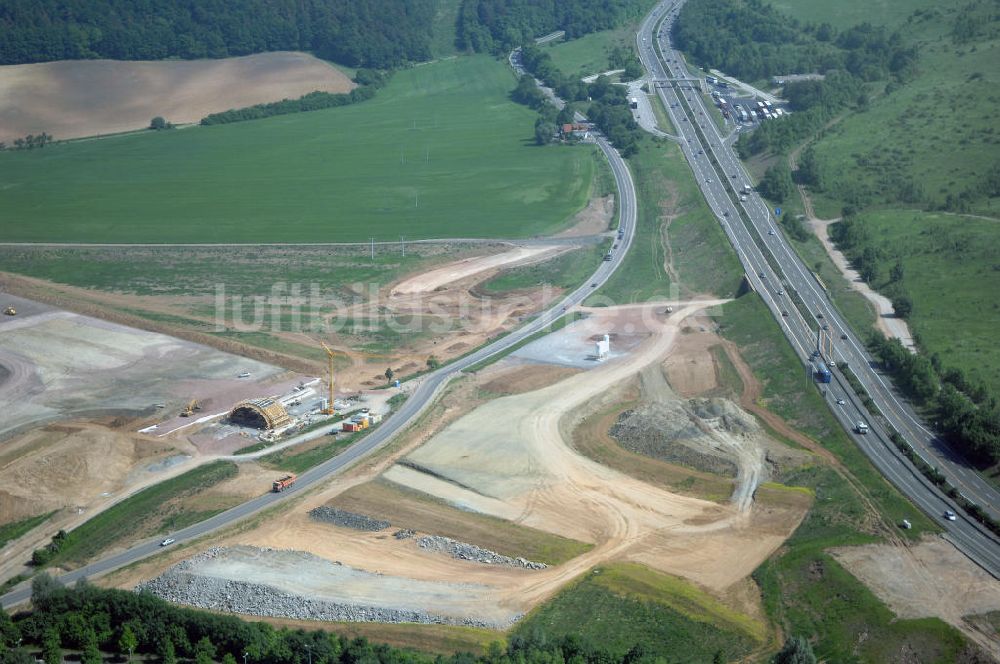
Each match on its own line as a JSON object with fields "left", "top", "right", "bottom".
{"left": 160, "top": 538, "right": 175, "bottom": 546}
{"left": 768, "top": 229, "right": 776, "bottom": 235}
{"left": 723, "top": 211, "right": 729, "bottom": 216}
{"left": 944, "top": 510, "right": 957, "bottom": 521}
{"left": 758, "top": 271, "right": 765, "bottom": 278}
{"left": 777, "top": 289, "right": 784, "bottom": 295}
{"left": 841, "top": 333, "right": 849, "bottom": 340}
{"left": 706, "top": 178, "right": 713, "bottom": 183}
{"left": 836, "top": 398, "right": 846, "bottom": 405}
{"left": 781, "top": 310, "right": 789, "bottom": 316}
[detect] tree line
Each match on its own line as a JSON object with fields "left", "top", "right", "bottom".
{"left": 0, "top": 133, "right": 54, "bottom": 151}
{"left": 457, "top": 0, "right": 646, "bottom": 55}
{"left": 0, "top": 0, "right": 434, "bottom": 68}
{"left": 832, "top": 214, "right": 1000, "bottom": 468}
{"left": 0, "top": 575, "right": 818, "bottom": 664}
{"left": 515, "top": 45, "right": 643, "bottom": 157}
{"left": 201, "top": 69, "right": 389, "bottom": 126}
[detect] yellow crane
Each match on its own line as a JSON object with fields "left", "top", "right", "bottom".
{"left": 318, "top": 341, "right": 340, "bottom": 415}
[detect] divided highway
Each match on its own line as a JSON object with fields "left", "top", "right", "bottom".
{"left": 638, "top": 0, "right": 1000, "bottom": 576}
{"left": 0, "top": 87, "right": 638, "bottom": 610}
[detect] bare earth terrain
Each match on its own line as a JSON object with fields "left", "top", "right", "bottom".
{"left": 0, "top": 52, "right": 354, "bottom": 142}
{"left": 128, "top": 301, "right": 811, "bottom": 629}
{"left": 832, "top": 538, "right": 1000, "bottom": 657}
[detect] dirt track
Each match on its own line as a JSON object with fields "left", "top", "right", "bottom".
{"left": 387, "top": 301, "right": 807, "bottom": 593}
{"left": 391, "top": 246, "right": 565, "bottom": 295}
{"left": 0, "top": 52, "right": 354, "bottom": 142}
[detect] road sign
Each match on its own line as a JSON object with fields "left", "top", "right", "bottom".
{"left": 775, "top": 207, "right": 782, "bottom": 216}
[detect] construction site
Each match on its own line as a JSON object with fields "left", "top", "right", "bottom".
{"left": 99, "top": 298, "right": 815, "bottom": 632}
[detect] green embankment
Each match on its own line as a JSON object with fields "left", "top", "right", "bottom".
{"left": 515, "top": 563, "right": 761, "bottom": 662}
{"left": 36, "top": 461, "right": 238, "bottom": 568}
{"left": 589, "top": 136, "right": 743, "bottom": 304}
{"left": 0, "top": 56, "right": 595, "bottom": 243}
{"left": 0, "top": 512, "right": 55, "bottom": 547}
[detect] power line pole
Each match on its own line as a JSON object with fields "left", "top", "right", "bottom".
{"left": 401, "top": 236, "right": 405, "bottom": 257}
{"left": 370, "top": 237, "right": 375, "bottom": 261}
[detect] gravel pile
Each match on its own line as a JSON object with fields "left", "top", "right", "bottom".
{"left": 309, "top": 506, "right": 389, "bottom": 531}
{"left": 393, "top": 529, "right": 415, "bottom": 540}
{"left": 136, "top": 548, "right": 515, "bottom": 629}
{"left": 418, "top": 535, "right": 546, "bottom": 569}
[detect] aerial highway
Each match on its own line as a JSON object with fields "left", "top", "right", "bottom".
{"left": 637, "top": 0, "right": 1000, "bottom": 576}
{"left": 0, "top": 85, "right": 639, "bottom": 609}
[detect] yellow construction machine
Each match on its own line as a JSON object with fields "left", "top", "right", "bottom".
{"left": 3, "top": 306, "right": 15, "bottom": 316}
{"left": 180, "top": 399, "right": 200, "bottom": 417}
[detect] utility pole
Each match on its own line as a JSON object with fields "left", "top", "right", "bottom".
{"left": 401, "top": 236, "right": 405, "bottom": 257}
{"left": 370, "top": 237, "right": 375, "bottom": 261}
{"left": 243, "top": 653, "right": 249, "bottom": 664}
{"left": 305, "top": 645, "right": 313, "bottom": 664}
{"left": 415, "top": 190, "right": 419, "bottom": 208}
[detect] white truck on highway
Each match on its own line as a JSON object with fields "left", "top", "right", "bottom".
{"left": 854, "top": 421, "right": 869, "bottom": 435}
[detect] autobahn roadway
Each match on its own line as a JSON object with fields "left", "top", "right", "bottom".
{"left": 0, "top": 97, "right": 638, "bottom": 610}
{"left": 638, "top": 0, "right": 1000, "bottom": 576}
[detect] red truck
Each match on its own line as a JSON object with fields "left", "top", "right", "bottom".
{"left": 272, "top": 474, "right": 297, "bottom": 492}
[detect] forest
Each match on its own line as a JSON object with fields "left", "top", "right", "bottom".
{"left": 0, "top": 0, "right": 434, "bottom": 68}
{"left": 672, "top": 0, "right": 917, "bottom": 160}
{"left": 457, "top": 0, "right": 647, "bottom": 55}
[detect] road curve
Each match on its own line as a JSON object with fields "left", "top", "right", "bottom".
{"left": 0, "top": 77, "right": 639, "bottom": 610}
{"left": 638, "top": 0, "right": 999, "bottom": 576}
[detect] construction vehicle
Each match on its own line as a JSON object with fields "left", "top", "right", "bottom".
{"left": 272, "top": 474, "right": 297, "bottom": 492}
{"left": 180, "top": 399, "right": 200, "bottom": 417}
{"left": 3, "top": 306, "right": 14, "bottom": 316}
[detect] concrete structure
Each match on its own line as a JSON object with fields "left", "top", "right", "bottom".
{"left": 595, "top": 334, "right": 610, "bottom": 361}
{"left": 230, "top": 397, "right": 291, "bottom": 430}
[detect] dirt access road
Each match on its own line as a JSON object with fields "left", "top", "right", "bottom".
{"left": 788, "top": 147, "right": 916, "bottom": 351}
{"left": 387, "top": 300, "right": 808, "bottom": 595}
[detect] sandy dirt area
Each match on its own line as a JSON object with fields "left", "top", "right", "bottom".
{"left": 392, "top": 246, "right": 566, "bottom": 295}
{"left": 0, "top": 52, "right": 354, "bottom": 142}
{"left": 554, "top": 195, "right": 615, "bottom": 238}
{"left": 117, "top": 301, "right": 808, "bottom": 629}
{"left": 832, "top": 537, "right": 1000, "bottom": 657}
{"left": 386, "top": 301, "right": 807, "bottom": 590}
{"left": 0, "top": 290, "right": 294, "bottom": 440}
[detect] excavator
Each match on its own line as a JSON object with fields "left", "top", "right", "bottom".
{"left": 180, "top": 399, "right": 201, "bottom": 417}
{"left": 3, "top": 306, "right": 15, "bottom": 316}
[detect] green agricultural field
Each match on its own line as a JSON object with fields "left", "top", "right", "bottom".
{"left": 840, "top": 210, "right": 1000, "bottom": 395}
{"left": 0, "top": 56, "right": 596, "bottom": 243}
